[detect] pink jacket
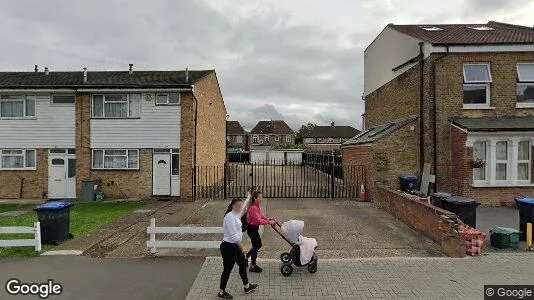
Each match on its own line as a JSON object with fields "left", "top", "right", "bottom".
{"left": 246, "top": 203, "right": 270, "bottom": 227}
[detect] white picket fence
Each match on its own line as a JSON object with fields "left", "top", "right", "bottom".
{"left": 146, "top": 218, "right": 222, "bottom": 254}
{"left": 0, "top": 222, "right": 42, "bottom": 252}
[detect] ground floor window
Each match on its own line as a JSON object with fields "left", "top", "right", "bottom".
{"left": 471, "top": 138, "right": 532, "bottom": 186}
{"left": 92, "top": 149, "right": 139, "bottom": 170}
{"left": 0, "top": 149, "right": 36, "bottom": 170}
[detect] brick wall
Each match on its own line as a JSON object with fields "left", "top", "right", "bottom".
{"left": 374, "top": 184, "right": 466, "bottom": 257}
{"left": 180, "top": 92, "right": 196, "bottom": 201}
{"left": 342, "top": 145, "right": 373, "bottom": 199}
{"left": 0, "top": 149, "right": 48, "bottom": 199}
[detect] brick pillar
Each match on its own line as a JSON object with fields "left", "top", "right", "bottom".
{"left": 180, "top": 93, "right": 195, "bottom": 201}
{"left": 75, "top": 93, "right": 92, "bottom": 198}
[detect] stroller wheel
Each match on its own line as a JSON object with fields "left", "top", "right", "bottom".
{"left": 280, "top": 264, "right": 293, "bottom": 277}
{"left": 280, "top": 252, "right": 291, "bottom": 263}
{"left": 307, "top": 262, "right": 317, "bottom": 274}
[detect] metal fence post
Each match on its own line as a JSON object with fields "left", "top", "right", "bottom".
{"left": 330, "top": 162, "right": 335, "bottom": 199}
{"left": 223, "top": 163, "right": 228, "bottom": 199}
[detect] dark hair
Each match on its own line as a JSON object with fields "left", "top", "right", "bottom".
{"left": 250, "top": 190, "right": 262, "bottom": 204}
{"left": 225, "top": 198, "right": 243, "bottom": 215}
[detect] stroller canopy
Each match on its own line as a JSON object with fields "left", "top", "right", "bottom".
{"left": 281, "top": 220, "right": 304, "bottom": 244}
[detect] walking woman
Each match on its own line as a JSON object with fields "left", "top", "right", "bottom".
{"left": 218, "top": 198, "right": 258, "bottom": 300}
{"left": 246, "top": 190, "right": 276, "bottom": 273}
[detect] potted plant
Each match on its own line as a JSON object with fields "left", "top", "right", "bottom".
{"left": 471, "top": 159, "right": 486, "bottom": 169}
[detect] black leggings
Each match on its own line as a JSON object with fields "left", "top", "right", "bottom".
{"left": 220, "top": 241, "right": 249, "bottom": 291}
{"left": 246, "top": 226, "right": 262, "bottom": 265}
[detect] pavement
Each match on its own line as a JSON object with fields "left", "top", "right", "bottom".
{"left": 186, "top": 254, "right": 534, "bottom": 300}
{"left": 0, "top": 256, "right": 203, "bottom": 300}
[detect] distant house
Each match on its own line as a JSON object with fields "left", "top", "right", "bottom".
{"left": 227, "top": 121, "right": 248, "bottom": 151}
{"left": 249, "top": 120, "right": 294, "bottom": 149}
{"left": 344, "top": 21, "right": 534, "bottom": 206}
{"left": 302, "top": 122, "right": 360, "bottom": 153}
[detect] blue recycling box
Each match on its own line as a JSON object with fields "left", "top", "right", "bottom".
{"left": 34, "top": 201, "right": 74, "bottom": 245}
{"left": 515, "top": 197, "right": 534, "bottom": 241}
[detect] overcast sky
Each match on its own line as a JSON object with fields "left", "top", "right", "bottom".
{"left": 1, "top": 0, "right": 533, "bottom": 130}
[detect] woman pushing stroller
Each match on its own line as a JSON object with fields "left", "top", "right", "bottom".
{"left": 245, "top": 190, "right": 276, "bottom": 273}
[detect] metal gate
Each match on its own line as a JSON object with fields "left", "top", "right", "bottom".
{"left": 194, "top": 162, "right": 365, "bottom": 199}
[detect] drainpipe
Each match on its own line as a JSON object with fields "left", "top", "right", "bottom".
{"left": 418, "top": 42, "right": 425, "bottom": 174}
{"left": 192, "top": 87, "right": 198, "bottom": 201}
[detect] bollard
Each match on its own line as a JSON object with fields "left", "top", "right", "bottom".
{"left": 527, "top": 223, "right": 533, "bottom": 251}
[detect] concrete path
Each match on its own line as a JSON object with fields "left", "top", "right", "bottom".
{"left": 0, "top": 256, "right": 203, "bottom": 300}
{"left": 186, "top": 253, "right": 534, "bottom": 300}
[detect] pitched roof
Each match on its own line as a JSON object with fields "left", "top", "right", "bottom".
{"left": 0, "top": 70, "right": 213, "bottom": 89}
{"left": 250, "top": 120, "right": 294, "bottom": 135}
{"left": 450, "top": 116, "right": 534, "bottom": 132}
{"left": 302, "top": 125, "right": 360, "bottom": 138}
{"left": 342, "top": 116, "right": 417, "bottom": 147}
{"left": 388, "top": 21, "right": 534, "bottom": 45}
{"left": 227, "top": 121, "right": 245, "bottom": 135}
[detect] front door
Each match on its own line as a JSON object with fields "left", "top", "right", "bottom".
{"left": 48, "top": 150, "right": 76, "bottom": 199}
{"left": 153, "top": 153, "right": 171, "bottom": 196}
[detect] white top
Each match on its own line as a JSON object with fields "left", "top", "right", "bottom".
{"left": 222, "top": 211, "right": 243, "bottom": 243}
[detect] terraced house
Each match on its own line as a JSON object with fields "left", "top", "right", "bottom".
{"left": 349, "top": 21, "right": 534, "bottom": 206}
{"left": 0, "top": 66, "right": 226, "bottom": 201}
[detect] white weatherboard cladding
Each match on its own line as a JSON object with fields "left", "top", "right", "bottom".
{"left": 91, "top": 93, "right": 180, "bottom": 148}
{"left": 0, "top": 95, "right": 75, "bottom": 148}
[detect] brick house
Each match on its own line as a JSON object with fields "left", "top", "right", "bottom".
{"left": 345, "top": 21, "right": 534, "bottom": 206}
{"left": 0, "top": 66, "right": 226, "bottom": 201}
{"left": 226, "top": 120, "right": 248, "bottom": 151}
{"left": 302, "top": 122, "right": 360, "bottom": 153}
{"left": 249, "top": 120, "right": 294, "bottom": 149}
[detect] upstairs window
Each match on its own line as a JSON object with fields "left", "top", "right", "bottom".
{"left": 517, "top": 63, "right": 534, "bottom": 106}
{"left": 252, "top": 135, "right": 258, "bottom": 144}
{"left": 0, "top": 95, "right": 35, "bottom": 118}
{"left": 92, "top": 94, "right": 140, "bottom": 118}
{"left": 0, "top": 149, "right": 36, "bottom": 170}
{"left": 236, "top": 135, "right": 243, "bottom": 143}
{"left": 156, "top": 93, "right": 180, "bottom": 105}
{"left": 286, "top": 135, "right": 292, "bottom": 143}
{"left": 265, "top": 135, "right": 269, "bottom": 142}
{"left": 463, "top": 64, "right": 492, "bottom": 109}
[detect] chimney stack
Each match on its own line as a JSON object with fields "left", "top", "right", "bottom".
{"left": 44, "top": 67, "right": 49, "bottom": 76}
{"left": 34, "top": 65, "right": 38, "bottom": 73}
{"left": 185, "top": 67, "right": 189, "bottom": 83}
{"left": 83, "top": 68, "right": 88, "bottom": 83}
{"left": 129, "top": 64, "right": 133, "bottom": 75}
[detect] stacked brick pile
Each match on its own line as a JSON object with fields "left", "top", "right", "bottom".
{"left": 459, "top": 223, "right": 487, "bottom": 256}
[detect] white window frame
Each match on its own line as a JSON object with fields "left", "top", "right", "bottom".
{"left": 265, "top": 135, "right": 269, "bottom": 142}
{"left": 91, "top": 149, "right": 139, "bottom": 170}
{"left": 472, "top": 141, "right": 488, "bottom": 184}
{"left": 253, "top": 135, "right": 258, "bottom": 144}
{"left": 236, "top": 135, "right": 243, "bottom": 144}
{"left": 0, "top": 149, "right": 36, "bottom": 170}
{"left": 91, "top": 94, "right": 140, "bottom": 118}
{"left": 286, "top": 135, "right": 292, "bottom": 143}
{"left": 275, "top": 135, "right": 280, "bottom": 142}
{"left": 516, "top": 63, "right": 534, "bottom": 108}
{"left": 463, "top": 63, "right": 492, "bottom": 109}
{"left": 155, "top": 93, "right": 180, "bottom": 106}
{"left": 0, "top": 95, "right": 36, "bottom": 118}
{"left": 470, "top": 137, "right": 534, "bottom": 187}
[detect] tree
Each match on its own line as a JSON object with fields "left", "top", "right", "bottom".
{"left": 295, "top": 123, "right": 317, "bottom": 144}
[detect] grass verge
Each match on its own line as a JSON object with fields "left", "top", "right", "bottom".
{"left": 0, "top": 201, "right": 144, "bottom": 258}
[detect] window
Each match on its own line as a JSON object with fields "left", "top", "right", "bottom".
{"left": 286, "top": 135, "right": 292, "bottom": 143}
{"left": 236, "top": 135, "right": 243, "bottom": 144}
{"left": 227, "top": 136, "right": 230, "bottom": 142}
{"left": 253, "top": 135, "right": 258, "bottom": 144}
{"left": 518, "top": 141, "right": 531, "bottom": 181}
{"left": 92, "top": 149, "right": 139, "bottom": 169}
{"left": 0, "top": 95, "right": 35, "bottom": 118}
{"left": 473, "top": 141, "right": 487, "bottom": 181}
{"left": 328, "top": 138, "right": 334, "bottom": 143}
{"left": 463, "top": 64, "right": 492, "bottom": 108}
{"left": 495, "top": 141, "right": 508, "bottom": 181}
{"left": 156, "top": 93, "right": 180, "bottom": 105}
{"left": 52, "top": 94, "right": 75, "bottom": 104}
{"left": 265, "top": 135, "right": 269, "bottom": 142}
{"left": 0, "top": 149, "right": 36, "bottom": 170}
{"left": 171, "top": 153, "right": 180, "bottom": 176}
{"left": 275, "top": 135, "right": 280, "bottom": 142}
{"left": 517, "top": 64, "right": 534, "bottom": 106}
{"left": 92, "top": 94, "right": 140, "bottom": 118}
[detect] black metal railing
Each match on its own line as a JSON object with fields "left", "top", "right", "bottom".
{"left": 302, "top": 152, "right": 343, "bottom": 179}
{"left": 194, "top": 162, "right": 365, "bottom": 199}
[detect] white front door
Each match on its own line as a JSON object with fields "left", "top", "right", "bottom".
{"left": 48, "top": 153, "right": 76, "bottom": 199}
{"left": 153, "top": 153, "right": 171, "bottom": 196}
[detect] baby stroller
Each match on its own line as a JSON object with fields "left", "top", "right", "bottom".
{"left": 271, "top": 220, "right": 318, "bottom": 277}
